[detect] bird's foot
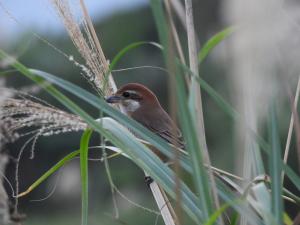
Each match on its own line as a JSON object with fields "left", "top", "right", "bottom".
{"left": 144, "top": 176, "right": 153, "bottom": 187}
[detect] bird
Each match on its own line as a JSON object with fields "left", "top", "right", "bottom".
{"left": 106, "top": 83, "right": 184, "bottom": 185}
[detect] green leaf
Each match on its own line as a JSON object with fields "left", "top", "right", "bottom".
{"left": 252, "top": 182, "right": 272, "bottom": 224}
{"left": 175, "top": 69, "right": 213, "bottom": 218}
{"left": 268, "top": 103, "right": 283, "bottom": 225}
{"left": 150, "top": 0, "right": 169, "bottom": 50}
{"left": 103, "top": 41, "right": 162, "bottom": 89}
{"left": 150, "top": 0, "right": 215, "bottom": 218}
{"left": 198, "top": 27, "right": 235, "bottom": 63}
{"left": 216, "top": 179, "right": 263, "bottom": 225}
{"left": 109, "top": 41, "right": 162, "bottom": 71}
{"left": 98, "top": 117, "right": 204, "bottom": 222}
{"left": 79, "top": 129, "right": 93, "bottom": 225}
{"left": 283, "top": 213, "right": 293, "bottom": 225}
{"left": 204, "top": 202, "right": 231, "bottom": 225}
{"left": 16, "top": 150, "right": 80, "bottom": 198}
{"left": 229, "top": 212, "right": 239, "bottom": 225}
{"left": 0, "top": 69, "right": 18, "bottom": 76}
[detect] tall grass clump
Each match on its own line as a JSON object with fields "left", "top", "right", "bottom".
{"left": 0, "top": 0, "right": 300, "bottom": 225}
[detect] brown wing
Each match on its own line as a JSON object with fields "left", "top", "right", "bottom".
{"left": 147, "top": 124, "right": 185, "bottom": 149}
{"left": 132, "top": 106, "right": 185, "bottom": 149}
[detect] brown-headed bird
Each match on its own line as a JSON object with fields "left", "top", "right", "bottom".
{"left": 106, "top": 83, "right": 184, "bottom": 184}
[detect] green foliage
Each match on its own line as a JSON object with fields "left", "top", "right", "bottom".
{"left": 79, "top": 129, "right": 93, "bottom": 225}
{"left": 16, "top": 150, "right": 80, "bottom": 198}
{"left": 198, "top": 27, "right": 235, "bottom": 63}
{"left": 268, "top": 104, "right": 283, "bottom": 225}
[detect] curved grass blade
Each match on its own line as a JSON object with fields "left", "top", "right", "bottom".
{"left": 99, "top": 117, "right": 204, "bottom": 223}
{"left": 216, "top": 179, "right": 263, "bottom": 225}
{"left": 150, "top": 0, "right": 215, "bottom": 218}
{"left": 268, "top": 104, "right": 283, "bottom": 225}
{"left": 79, "top": 129, "right": 93, "bottom": 225}
{"left": 230, "top": 212, "right": 239, "bottom": 225}
{"left": 109, "top": 41, "right": 162, "bottom": 71}
{"left": 16, "top": 150, "right": 80, "bottom": 198}
{"left": 204, "top": 202, "right": 231, "bottom": 225}
{"left": 103, "top": 41, "right": 162, "bottom": 89}
{"left": 16, "top": 145, "right": 126, "bottom": 199}
{"left": 174, "top": 68, "right": 213, "bottom": 218}
{"left": 0, "top": 69, "right": 18, "bottom": 76}
{"left": 198, "top": 27, "right": 235, "bottom": 64}
{"left": 283, "top": 213, "right": 293, "bottom": 225}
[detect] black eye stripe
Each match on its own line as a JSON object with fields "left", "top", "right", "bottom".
{"left": 122, "top": 92, "right": 142, "bottom": 100}
{"left": 130, "top": 93, "right": 142, "bottom": 100}
{"left": 122, "top": 92, "right": 130, "bottom": 97}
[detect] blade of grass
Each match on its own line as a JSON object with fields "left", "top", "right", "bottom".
{"left": 230, "top": 212, "right": 239, "bottom": 225}
{"left": 198, "top": 27, "right": 235, "bottom": 64}
{"left": 185, "top": 0, "right": 218, "bottom": 219}
{"left": 251, "top": 182, "right": 272, "bottom": 224}
{"left": 109, "top": 41, "right": 162, "bottom": 71}
{"left": 215, "top": 179, "right": 263, "bottom": 225}
{"left": 204, "top": 202, "right": 231, "bottom": 225}
{"left": 283, "top": 213, "right": 293, "bottom": 225}
{"left": 97, "top": 117, "right": 204, "bottom": 223}
{"left": 268, "top": 103, "right": 283, "bottom": 225}
{"left": 79, "top": 129, "right": 93, "bottom": 225}
{"left": 174, "top": 68, "right": 213, "bottom": 218}
{"left": 16, "top": 150, "right": 80, "bottom": 198}
{"left": 103, "top": 41, "right": 162, "bottom": 89}
{"left": 150, "top": 0, "right": 169, "bottom": 50}
{"left": 151, "top": 0, "right": 216, "bottom": 219}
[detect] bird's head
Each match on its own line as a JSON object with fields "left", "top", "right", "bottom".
{"left": 105, "top": 83, "right": 160, "bottom": 114}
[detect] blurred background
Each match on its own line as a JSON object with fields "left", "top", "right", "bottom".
{"left": 0, "top": 0, "right": 299, "bottom": 224}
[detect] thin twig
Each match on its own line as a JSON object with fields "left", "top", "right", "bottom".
{"left": 283, "top": 75, "right": 300, "bottom": 182}
{"left": 145, "top": 171, "right": 177, "bottom": 225}
{"left": 168, "top": 0, "right": 186, "bottom": 30}
{"left": 164, "top": 0, "right": 186, "bottom": 66}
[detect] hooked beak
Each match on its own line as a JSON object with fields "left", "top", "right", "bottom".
{"left": 105, "top": 95, "right": 122, "bottom": 104}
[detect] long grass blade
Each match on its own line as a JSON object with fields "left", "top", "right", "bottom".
{"left": 204, "top": 202, "right": 231, "bottom": 225}
{"left": 198, "top": 27, "right": 235, "bottom": 64}
{"left": 109, "top": 41, "right": 162, "bottom": 71}
{"left": 174, "top": 69, "right": 213, "bottom": 218}
{"left": 16, "top": 150, "right": 80, "bottom": 198}
{"left": 79, "top": 129, "right": 93, "bottom": 225}
{"left": 151, "top": 0, "right": 215, "bottom": 219}
{"left": 268, "top": 104, "right": 283, "bottom": 225}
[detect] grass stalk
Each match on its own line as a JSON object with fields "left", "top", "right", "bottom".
{"left": 283, "top": 75, "right": 300, "bottom": 177}
{"left": 184, "top": 0, "right": 220, "bottom": 220}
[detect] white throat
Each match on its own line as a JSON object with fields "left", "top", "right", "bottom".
{"left": 122, "top": 99, "right": 140, "bottom": 113}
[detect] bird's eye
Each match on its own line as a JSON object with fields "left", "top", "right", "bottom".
{"left": 122, "top": 91, "right": 130, "bottom": 98}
